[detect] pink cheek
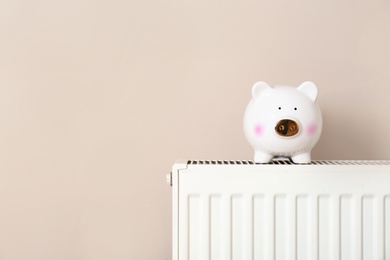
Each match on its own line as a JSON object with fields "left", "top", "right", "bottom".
{"left": 307, "top": 123, "right": 317, "bottom": 135}
{"left": 254, "top": 124, "right": 264, "bottom": 136}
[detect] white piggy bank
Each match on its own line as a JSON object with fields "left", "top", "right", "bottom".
{"left": 243, "top": 81, "right": 322, "bottom": 164}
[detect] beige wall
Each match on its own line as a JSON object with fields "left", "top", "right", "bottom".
{"left": 1, "top": 0, "right": 390, "bottom": 259}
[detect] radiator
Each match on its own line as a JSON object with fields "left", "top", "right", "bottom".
{"left": 168, "top": 159, "right": 390, "bottom": 260}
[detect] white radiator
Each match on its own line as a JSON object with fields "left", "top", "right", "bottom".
{"left": 169, "top": 159, "right": 390, "bottom": 260}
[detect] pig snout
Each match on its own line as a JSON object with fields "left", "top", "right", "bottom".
{"left": 275, "top": 119, "right": 299, "bottom": 137}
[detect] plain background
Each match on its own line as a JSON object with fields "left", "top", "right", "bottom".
{"left": 1, "top": 0, "right": 390, "bottom": 259}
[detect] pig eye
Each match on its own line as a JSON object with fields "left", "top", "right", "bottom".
{"left": 278, "top": 107, "right": 281, "bottom": 110}
{"left": 294, "top": 107, "right": 297, "bottom": 110}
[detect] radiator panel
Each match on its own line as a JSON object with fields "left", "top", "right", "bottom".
{"left": 171, "top": 160, "right": 390, "bottom": 260}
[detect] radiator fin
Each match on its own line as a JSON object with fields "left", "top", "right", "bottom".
{"left": 210, "top": 195, "right": 221, "bottom": 260}
{"left": 386, "top": 196, "right": 390, "bottom": 258}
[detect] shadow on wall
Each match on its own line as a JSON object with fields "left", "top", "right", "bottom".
{"left": 313, "top": 108, "right": 379, "bottom": 160}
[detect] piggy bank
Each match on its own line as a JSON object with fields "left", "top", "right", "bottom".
{"left": 243, "top": 81, "right": 322, "bottom": 164}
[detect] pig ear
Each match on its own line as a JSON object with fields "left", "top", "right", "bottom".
{"left": 252, "top": 81, "right": 272, "bottom": 99}
{"left": 297, "top": 81, "right": 318, "bottom": 102}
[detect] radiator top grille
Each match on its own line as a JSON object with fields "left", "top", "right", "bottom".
{"left": 187, "top": 159, "right": 390, "bottom": 165}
